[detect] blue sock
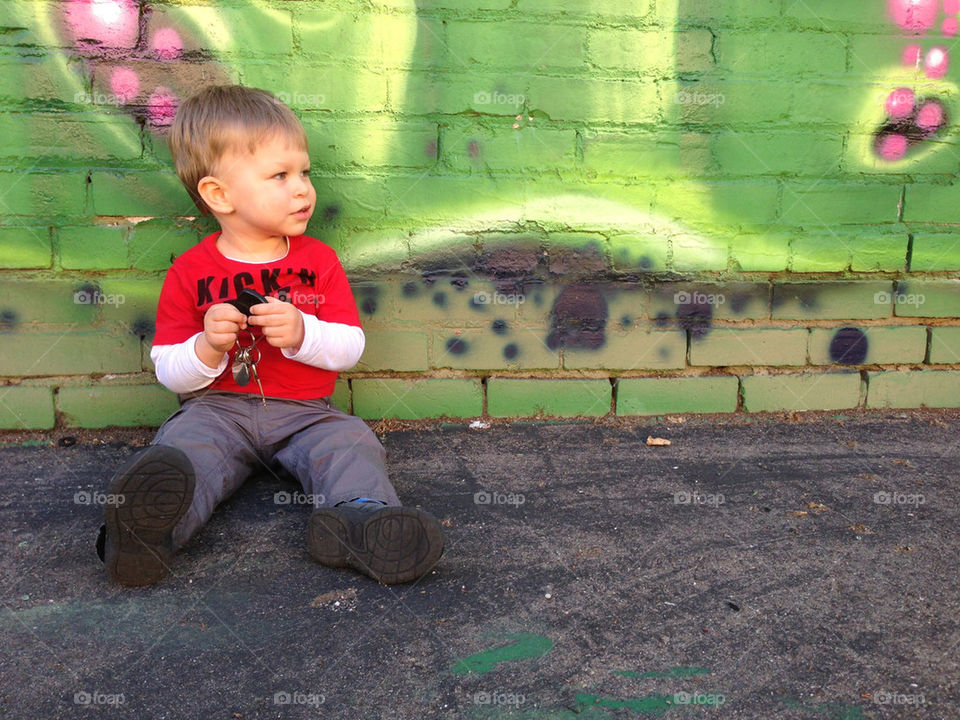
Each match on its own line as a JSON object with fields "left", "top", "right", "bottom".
{"left": 337, "top": 497, "right": 386, "bottom": 506}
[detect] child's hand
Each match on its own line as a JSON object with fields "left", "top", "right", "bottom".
{"left": 248, "top": 296, "right": 305, "bottom": 351}
{"left": 197, "top": 303, "right": 246, "bottom": 361}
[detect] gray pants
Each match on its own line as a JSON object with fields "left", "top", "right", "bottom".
{"left": 151, "top": 392, "right": 400, "bottom": 550}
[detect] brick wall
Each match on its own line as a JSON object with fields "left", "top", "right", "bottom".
{"left": 2, "top": 0, "right": 959, "bottom": 428}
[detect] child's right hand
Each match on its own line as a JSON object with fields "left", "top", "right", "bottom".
{"left": 196, "top": 303, "right": 247, "bottom": 366}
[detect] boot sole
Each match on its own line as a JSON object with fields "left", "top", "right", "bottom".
{"left": 307, "top": 507, "right": 444, "bottom": 585}
{"left": 103, "top": 445, "right": 195, "bottom": 587}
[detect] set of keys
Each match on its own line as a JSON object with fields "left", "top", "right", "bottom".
{"left": 232, "top": 330, "right": 267, "bottom": 409}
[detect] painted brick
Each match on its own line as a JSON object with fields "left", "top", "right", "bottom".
{"left": 910, "top": 232, "right": 960, "bottom": 271}
{"left": 331, "top": 380, "right": 350, "bottom": 414}
{"left": 714, "top": 132, "right": 843, "bottom": 177}
{"left": 893, "top": 280, "right": 960, "bottom": 318}
{"left": 448, "top": 22, "right": 587, "bottom": 70}
{"left": 564, "top": 329, "right": 686, "bottom": 371}
{"left": 304, "top": 118, "right": 438, "bottom": 171}
{"left": 59, "top": 226, "right": 128, "bottom": 270}
{"left": 616, "top": 376, "right": 739, "bottom": 416}
{"left": 0, "top": 112, "right": 141, "bottom": 162}
{"left": 668, "top": 0, "right": 780, "bottom": 20}
{"left": 242, "top": 65, "right": 388, "bottom": 114}
{"left": 772, "top": 282, "right": 893, "bottom": 320}
{"left": 431, "top": 328, "right": 560, "bottom": 371}
{"left": 809, "top": 327, "right": 927, "bottom": 366}
{"left": 128, "top": 219, "right": 200, "bottom": 271}
{"left": 671, "top": 233, "right": 728, "bottom": 271}
{"left": 0, "top": 386, "right": 55, "bottom": 429}
{"left": 780, "top": 184, "right": 901, "bottom": 226}
{"left": 716, "top": 32, "right": 847, "bottom": 76}
{"left": 148, "top": 5, "right": 293, "bottom": 56}
{"left": 690, "top": 328, "right": 806, "bottom": 367}
{"left": 609, "top": 232, "right": 670, "bottom": 273}
{"left": 356, "top": 329, "right": 429, "bottom": 372}
{"left": 382, "top": 176, "right": 527, "bottom": 226}
{"left": 352, "top": 378, "right": 482, "bottom": 419}
{"left": 57, "top": 385, "right": 179, "bottom": 428}
{"left": 446, "top": 125, "right": 576, "bottom": 174}
{"left": 0, "top": 171, "right": 86, "bottom": 218}
{"left": 518, "top": 0, "right": 651, "bottom": 17}
{"left": 0, "top": 330, "right": 141, "bottom": 376}
{"left": 524, "top": 76, "right": 660, "bottom": 123}
{"left": 94, "top": 278, "right": 165, "bottom": 340}
{"left": 790, "top": 81, "right": 881, "bottom": 128}
{"left": 930, "top": 327, "right": 960, "bottom": 365}
{"left": 790, "top": 232, "right": 906, "bottom": 273}
{"left": 789, "top": 3, "right": 889, "bottom": 29}
{"left": 0, "top": 55, "right": 83, "bottom": 104}
{"left": 296, "top": 11, "right": 431, "bottom": 66}
{"left": 0, "top": 227, "right": 51, "bottom": 268}
{"left": 487, "top": 378, "right": 611, "bottom": 417}
{"left": 589, "top": 29, "right": 712, "bottom": 74}
{"left": 0, "top": 279, "right": 106, "bottom": 325}
{"left": 742, "top": 373, "right": 861, "bottom": 412}
{"left": 729, "top": 233, "right": 790, "bottom": 272}
{"left": 649, "top": 283, "right": 769, "bottom": 322}
{"left": 678, "top": 80, "right": 791, "bottom": 125}
{"left": 90, "top": 171, "right": 188, "bottom": 217}
{"left": 654, "top": 182, "right": 780, "bottom": 226}
{"left": 867, "top": 371, "right": 960, "bottom": 409}
{"left": 582, "top": 131, "right": 710, "bottom": 181}
{"left": 903, "top": 185, "right": 960, "bottom": 223}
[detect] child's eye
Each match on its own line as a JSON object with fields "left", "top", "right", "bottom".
{"left": 274, "top": 171, "right": 287, "bottom": 180}
{"left": 301, "top": 168, "right": 311, "bottom": 177}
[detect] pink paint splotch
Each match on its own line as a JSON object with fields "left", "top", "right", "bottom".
{"left": 64, "top": 0, "right": 139, "bottom": 49}
{"left": 875, "top": 0, "right": 953, "bottom": 161}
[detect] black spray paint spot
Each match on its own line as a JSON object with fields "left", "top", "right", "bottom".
{"left": 491, "top": 319, "right": 508, "bottom": 335}
{"left": 402, "top": 281, "right": 419, "bottom": 298}
{"left": 546, "top": 284, "right": 608, "bottom": 350}
{"left": 504, "top": 343, "right": 519, "bottom": 360}
{"left": 129, "top": 317, "right": 155, "bottom": 338}
{"left": 829, "top": 327, "right": 868, "bottom": 365}
{"left": 446, "top": 338, "right": 468, "bottom": 355}
{"left": 0, "top": 309, "right": 19, "bottom": 332}
{"left": 432, "top": 291, "right": 447, "bottom": 308}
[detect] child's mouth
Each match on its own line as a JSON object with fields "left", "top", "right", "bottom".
{"left": 292, "top": 205, "right": 312, "bottom": 220}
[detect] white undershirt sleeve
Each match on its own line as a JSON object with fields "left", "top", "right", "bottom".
{"left": 150, "top": 332, "right": 228, "bottom": 394}
{"left": 281, "top": 311, "right": 365, "bottom": 372}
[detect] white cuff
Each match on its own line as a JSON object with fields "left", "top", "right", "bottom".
{"left": 282, "top": 311, "right": 365, "bottom": 371}
{"left": 151, "top": 332, "right": 228, "bottom": 393}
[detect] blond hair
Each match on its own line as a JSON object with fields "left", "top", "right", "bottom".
{"left": 168, "top": 85, "right": 308, "bottom": 215}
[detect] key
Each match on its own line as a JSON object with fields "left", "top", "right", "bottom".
{"left": 249, "top": 360, "right": 267, "bottom": 409}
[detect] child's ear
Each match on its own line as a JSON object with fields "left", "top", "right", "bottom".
{"left": 197, "top": 175, "right": 233, "bottom": 214}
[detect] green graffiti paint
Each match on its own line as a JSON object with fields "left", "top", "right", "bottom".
{"left": 450, "top": 633, "right": 553, "bottom": 675}
{"left": 615, "top": 666, "right": 712, "bottom": 679}
{"left": 781, "top": 696, "right": 866, "bottom": 720}
{"left": 573, "top": 692, "right": 674, "bottom": 716}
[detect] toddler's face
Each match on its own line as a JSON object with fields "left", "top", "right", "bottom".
{"left": 212, "top": 132, "right": 315, "bottom": 243}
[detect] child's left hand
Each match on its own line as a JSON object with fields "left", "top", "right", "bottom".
{"left": 247, "top": 296, "right": 305, "bottom": 352}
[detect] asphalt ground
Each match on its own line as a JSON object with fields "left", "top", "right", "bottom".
{"left": 1, "top": 410, "right": 958, "bottom": 720}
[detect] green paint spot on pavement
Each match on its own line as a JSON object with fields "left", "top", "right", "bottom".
{"left": 450, "top": 633, "right": 553, "bottom": 675}
{"left": 615, "top": 666, "right": 712, "bottom": 679}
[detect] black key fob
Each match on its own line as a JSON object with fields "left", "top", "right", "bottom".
{"left": 227, "top": 288, "right": 268, "bottom": 316}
